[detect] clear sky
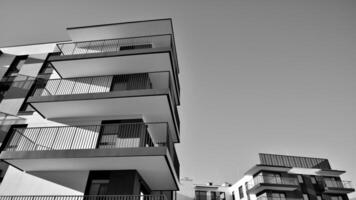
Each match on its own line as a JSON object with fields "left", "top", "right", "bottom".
{"left": 0, "top": 0, "right": 355, "bottom": 198}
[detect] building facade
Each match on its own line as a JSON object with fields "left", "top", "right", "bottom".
{"left": 0, "top": 18, "right": 180, "bottom": 200}
{"left": 230, "top": 154, "right": 354, "bottom": 200}
{"left": 195, "top": 182, "right": 231, "bottom": 200}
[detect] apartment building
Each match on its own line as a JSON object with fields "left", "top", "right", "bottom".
{"left": 195, "top": 182, "right": 231, "bottom": 200}
{"left": 0, "top": 18, "right": 180, "bottom": 200}
{"left": 230, "top": 154, "right": 354, "bottom": 200}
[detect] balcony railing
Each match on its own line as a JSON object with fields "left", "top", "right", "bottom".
{"left": 55, "top": 35, "right": 172, "bottom": 56}
{"left": 257, "top": 196, "right": 303, "bottom": 200}
{"left": 31, "top": 71, "right": 180, "bottom": 131}
{"left": 52, "top": 34, "right": 181, "bottom": 97}
{"left": 0, "top": 195, "right": 167, "bottom": 200}
{"left": 324, "top": 180, "right": 353, "bottom": 189}
{"left": 4, "top": 122, "right": 170, "bottom": 152}
{"left": 3, "top": 122, "right": 179, "bottom": 175}
{"left": 32, "top": 72, "right": 169, "bottom": 97}
{"left": 247, "top": 175, "right": 299, "bottom": 190}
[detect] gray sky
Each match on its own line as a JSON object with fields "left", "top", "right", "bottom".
{"left": 0, "top": 0, "right": 356, "bottom": 197}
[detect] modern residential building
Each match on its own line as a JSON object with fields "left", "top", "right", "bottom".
{"left": 195, "top": 182, "right": 231, "bottom": 200}
{"left": 230, "top": 154, "right": 354, "bottom": 200}
{"left": 0, "top": 18, "right": 180, "bottom": 200}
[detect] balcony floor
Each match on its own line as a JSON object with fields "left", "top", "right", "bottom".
{"left": 49, "top": 50, "right": 173, "bottom": 78}
{"left": 28, "top": 89, "right": 179, "bottom": 142}
{"left": 0, "top": 147, "right": 178, "bottom": 191}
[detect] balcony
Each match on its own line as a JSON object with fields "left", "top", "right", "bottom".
{"left": 0, "top": 123, "right": 179, "bottom": 190}
{"left": 247, "top": 175, "right": 299, "bottom": 194}
{"left": 28, "top": 71, "right": 180, "bottom": 142}
{"left": 0, "top": 195, "right": 166, "bottom": 200}
{"left": 323, "top": 180, "right": 355, "bottom": 194}
{"left": 47, "top": 34, "right": 180, "bottom": 98}
{"left": 257, "top": 196, "right": 303, "bottom": 200}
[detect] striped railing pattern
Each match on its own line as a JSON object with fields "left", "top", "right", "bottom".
{"left": 32, "top": 72, "right": 169, "bottom": 97}
{"left": 324, "top": 180, "right": 353, "bottom": 189}
{"left": 4, "top": 123, "right": 168, "bottom": 152}
{"left": 247, "top": 175, "right": 299, "bottom": 190}
{"left": 257, "top": 196, "right": 303, "bottom": 200}
{"left": 0, "top": 195, "right": 167, "bottom": 200}
{"left": 55, "top": 35, "right": 171, "bottom": 56}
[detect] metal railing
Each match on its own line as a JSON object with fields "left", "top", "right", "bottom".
{"left": 31, "top": 71, "right": 180, "bottom": 132}
{"left": 4, "top": 122, "right": 169, "bottom": 152}
{"left": 32, "top": 72, "right": 170, "bottom": 97}
{"left": 247, "top": 175, "right": 299, "bottom": 189}
{"left": 324, "top": 180, "right": 353, "bottom": 189}
{"left": 54, "top": 35, "right": 172, "bottom": 56}
{"left": 257, "top": 196, "right": 302, "bottom": 200}
{"left": 0, "top": 195, "right": 167, "bottom": 200}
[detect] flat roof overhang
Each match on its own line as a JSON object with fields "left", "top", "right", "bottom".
{"left": 248, "top": 183, "right": 298, "bottom": 194}
{"left": 28, "top": 89, "right": 179, "bottom": 142}
{"left": 316, "top": 169, "right": 346, "bottom": 177}
{"left": 0, "top": 147, "right": 179, "bottom": 191}
{"left": 67, "top": 19, "right": 173, "bottom": 42}
{"left": 245, "top": 165, "right": 292, "bottom": 175}
{"left": 323, "top": 188, "right": 355, "bottom": 194}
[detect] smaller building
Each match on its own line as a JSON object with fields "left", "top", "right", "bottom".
{"left": 195, "top": 182, "right": 231, "bottom": 200}
{"left": 230, "top": 154, "right": 355, "bottom": 200}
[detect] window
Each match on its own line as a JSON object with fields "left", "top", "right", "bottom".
{"left": 239, "top": 186, "right": 244, "bottom": 199}
{"left": 232, "top": 191, "right": 236, "bottom": 200}
{"left": 272, "top": 193, "right": 286, "bottom": 200}
{"left": 297, "top": 175, "right": 304, "bottom": 183}
{"left": 245, "top": 182, "right": 250, "bottom": 200}
{"left": 88, "top": 179, "right": 109, "bottom": 195}
{"left": 316, "top": 196, "right": 322, "bottom": 200}
{"left": 195, "top": 191, "right": 207, "bottom": 200}
{"left": 263, "top": 173, "right": 282, "bottom": 184}
{"left": 303, "top": 194, "right": 309, "bottom": 200}
{"left": 311, "top": 176, "right": 317, "bottom": 184}
{"left": 119, "top": 44, "right": 152, "bottom": 51}
{"left": 211, "top": 191, "right": 218, "bottom": 200}
{"left": 5, "top": 55, "right": 28, "bottom": 77}
{"left": 219, "top": 192, "right": 226, "bottom": 200}
{"left": 330, "top": 196, "right": 343, "bottom": 200}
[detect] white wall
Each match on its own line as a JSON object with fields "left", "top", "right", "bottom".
{"left": 0, "top": 166, "right": 84, "bottom": 195}
{"left": 229, "top": 175, "right": 256, "bottom": 200}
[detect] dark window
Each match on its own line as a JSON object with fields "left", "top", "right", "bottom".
{"left": 0, "top": 83, "right": 10, "bottom": 103}
{"left": 88, "top": 179, "right": 109, "bottom": 195}
{"left": 5, "top": 55, "right": 28, "bottom": 77}
{"left": 195, "top": 191, "right": 207, "bottom": 200}
{"left": 219, "top": 192, "right": 226, "bottom": 200}
{"left": 245, "top": 182, "right": 250, "bottom": 200}
{"left": 99, "top": 119, "right": 153, "bottom": 149}
{"left": 297, "top": 175, "right": 304, "bottom": 183}
{"left": 311, "top": 176, "right": 317, "bottom": 184}
{"left": 119, "top": 44, "right": 152, "bottom": 51}
{"left": 239, "top": 186, "right": 244, "bottom": 199}
{"left": 272, "top": 193, "right": 286, "bottom": 200}
{"left": 211, "top": 191, "right": 218, "bottom": 200}
{"left": 232, "top": 191, "right": 235, "bottom": 200}
{"left": 111, "top": 73, "right": 152, "bottom": 91}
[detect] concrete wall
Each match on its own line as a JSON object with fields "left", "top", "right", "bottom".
{"left": 0, "top": 166, "right": 84, "bottom": 195}
{"left": 229, "top": 175, "right": 256, "bottom": 200}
